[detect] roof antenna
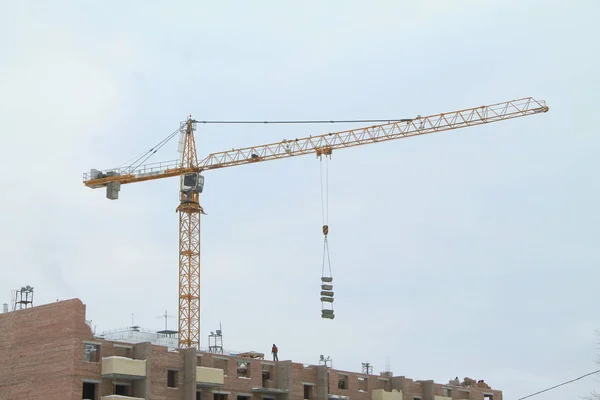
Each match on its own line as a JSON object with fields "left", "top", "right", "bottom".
{"left": 157, "top": 310, "right": 175, "bottom": 331}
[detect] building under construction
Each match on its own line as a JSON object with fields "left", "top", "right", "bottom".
{"left": 0, "top": 298, "right": 502, "bottom": 400}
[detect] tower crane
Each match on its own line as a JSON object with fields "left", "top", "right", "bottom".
{"left": 83, "top": 97, "right": 549, "bottom": 349}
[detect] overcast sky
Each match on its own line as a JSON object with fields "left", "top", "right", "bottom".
{"left": 1, "top": 0, "right": 599, "bottom": 398}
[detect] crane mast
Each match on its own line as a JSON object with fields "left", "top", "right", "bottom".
{"left": 82, "top": 97, "right": 549, "bottom": 349}
{"left": 176, "top": 119, "right": 205, "bottom": 349}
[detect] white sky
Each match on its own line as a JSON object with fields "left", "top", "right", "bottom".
{"left": 1, "top": 1, "right": 599, "bottom": 398}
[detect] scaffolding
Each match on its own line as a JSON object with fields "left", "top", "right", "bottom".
{"left": 12, "top": 285, "right": 34, "bottom": 311}
{"left": 208, "top": 323, "right": 224, "bottom": 354}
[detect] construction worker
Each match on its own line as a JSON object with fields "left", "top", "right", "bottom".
{"left": 272, "top": 344, "right": 278, "bottom": 361}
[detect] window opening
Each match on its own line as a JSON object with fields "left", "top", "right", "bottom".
{"left": 82, "top": 382, "right": 97, "bottom": 400}
{"left": 304, "top": 385, "right": 313, "bottom": 399}
{"left": 168, "top": 370, "right": 178, "bottom": 388}
{"left": 237, "top": 361, "right": 250, "bottom": 378}
{"left": 83, "top": 343, "right": 100, "bottom": 362}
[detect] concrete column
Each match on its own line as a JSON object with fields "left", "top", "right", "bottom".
{"left": 316, "top": 365, "right": 329, "bottom": 400}
{"left": 183, "top": 347, "right": 198, "bottom": 400}
{"left": 133, "top": 342, "right": 152, "bottom": 398}
{"left": 421, "top": 380, "right": 434, "bottom": 400}
{"left": 276, "top": 361, "right": 292, "bottom": 400}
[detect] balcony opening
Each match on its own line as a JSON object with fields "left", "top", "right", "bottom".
{"left": 378, "top": 378, "right": 391, "bottom": 392}
{"left": 168, "top": 369, "right": 178, "bottom": 388}
{"left": 304, "top": 384, "right": 313, "bottom": 399}
{"left": 484, "top": 395, "right": 493, "bottom": 400}
{"left": 262, "top": 370, "right": 271, "bottom": 387}
{"left": 338, "top": 375, "right": 348, "bottom": 390}
{"left": 214, "top": 393, "right": 228, "bottom": 400}
{"left": 114, "top": 384, "right": 129, "bottom": 396}
{"left": 358, "top": 377, "right": 368, "bottom": 392}
{"left": 82, "top": 382, "right": 97, "bottom": 400}
{"left": 83, "top": 343, "right": 100, "bottom": 362}
{"left": 237, "top": 361, "right": 250, "bottom": 378}
{"left": 114, "top": 346, "right": 131, "bottom": 358}
{"left": 214, "top": 358, "right": 229, "bottom": 375}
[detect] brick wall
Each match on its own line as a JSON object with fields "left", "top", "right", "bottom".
{"left": 145, "top": 344, "right": 185, "bottom": 400}
{"left": 0, "top": 298, "right": 93, "bottom": 400}
{"left": 0, "top": 298, "right": 504, "bottom": 400}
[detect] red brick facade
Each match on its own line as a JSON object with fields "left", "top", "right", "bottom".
{"left": 0, "top": 299, "right": 503, "bottom": 400}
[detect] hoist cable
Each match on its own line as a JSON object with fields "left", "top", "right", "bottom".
{"left": 129, "top": 127, "right": 180, "bottom": 169}
{"left": 127, "top": 126, "right": 182, "bottom": 172}
{"left": 322, "top": 238, "right": 332, "bottom": 278}
{"left": 120, "top": 126, "right": 182, "bottom": 173}
{"left": 517, "top": 368, "right": 600, "bottom": 399}
{"left": 326, "top": 239, "right": 332, "bottom": 277}
{"left": 325, "top": 159, "right": 329, "bottom": 225}
{"left": 319, "top": 157, "right": 331, "bottom": 225}
{"left": 192, "top": 118, "right": 412, "bottom": 124}
{"left": 322, "top": 239, "right": 327, "bottom": 277}
{"left": 320, "top": 155, "right": 333, "bottom": 279}
{"left": 319, "top": 158, "right": 327, "bottom": 226}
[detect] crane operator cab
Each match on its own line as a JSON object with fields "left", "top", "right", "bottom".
{"left": 181, "top": 172, "right": 204, "bottom": 197}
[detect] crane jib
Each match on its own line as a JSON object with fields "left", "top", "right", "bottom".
{"left": 83, "top": 97, "right": 548, "bottom": 192}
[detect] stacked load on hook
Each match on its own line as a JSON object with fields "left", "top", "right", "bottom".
{"left": 320, "top": 278, "right": 334, "bottom": 319}
{"left": 321, "top": 226, "right": 334, "bottom": 319}
{"left": 319, "top": 151, "right": 334, "bottom": 319}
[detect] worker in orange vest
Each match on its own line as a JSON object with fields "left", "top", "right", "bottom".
{"left": 272, "top": 344, "right": 278, "bottom": 361}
